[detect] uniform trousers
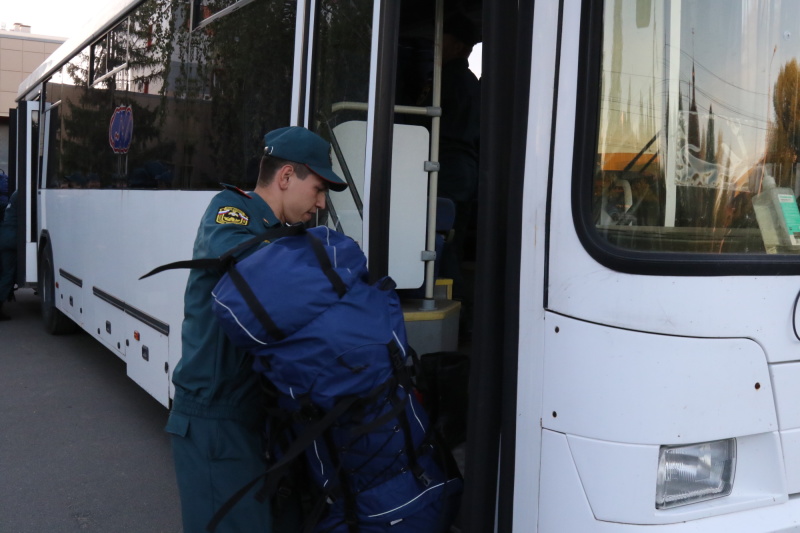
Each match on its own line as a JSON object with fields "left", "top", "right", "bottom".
{"left": 166, "top": 412, "right": 272, "bottom": 533}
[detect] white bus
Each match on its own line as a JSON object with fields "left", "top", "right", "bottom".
{"left": 10, "top": 0, "right": 800, "bottom": 531}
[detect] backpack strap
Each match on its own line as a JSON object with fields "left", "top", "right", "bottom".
{"left": 219, "top": 223, "right": 305, "bottom": 262}
{"left": 138, "top": 224, "right": 305, "bottom": 280}
{"left": 226, "top": 264, "right": 287, "bottom": 341}
{"left": 206, "top": 394, "right": 362, "bottom": 532}
{"left": 138, "top": 257, "right": 224, "bottom": 279}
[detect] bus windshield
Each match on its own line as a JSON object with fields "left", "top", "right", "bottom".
{"left": 594, "top": 0, "right": 800, "bottom": 255}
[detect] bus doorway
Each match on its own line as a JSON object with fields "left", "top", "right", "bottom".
{"left": 384, "top": 4, "right": 525, "bottom": 532}
{"left": 12, "top": 100, "right": 40, "bottom": 289}
{"left": 401, "top": 5, "right": 528, "bottom": 533}
{"left": 308, "top": 2, "right": 527, "bottom": 532}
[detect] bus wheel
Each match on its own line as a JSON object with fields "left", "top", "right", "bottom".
{"left": 39, "top": 243, "right": 78, "bottom": 335}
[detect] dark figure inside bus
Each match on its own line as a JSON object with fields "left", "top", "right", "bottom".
{"left": 397, "top": 12, "right": 481, "bottom": 324}
{"left": 165, "top": 126, "right": 347, "bottom": 533}
{"left": 0, "top": 191, "right": 19, "bottom": 320}
{"left": 0, "top": 170, "right": 9, "bottom": 222}
{"left": 437, "top": 13, "right": 481, "bottom": 335}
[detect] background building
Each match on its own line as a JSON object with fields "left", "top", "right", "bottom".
{"left": 0, "top": 24, "right": 65, "bottom": 176}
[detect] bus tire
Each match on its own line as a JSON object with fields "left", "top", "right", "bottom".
{"left": 39, "top": 243, "right": 78, "bottom": 335}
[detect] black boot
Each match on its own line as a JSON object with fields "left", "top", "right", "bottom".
{"left": 0, "top": 302, "right": 10, "bottom": 321}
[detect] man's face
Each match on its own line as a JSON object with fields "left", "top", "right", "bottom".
{"left": 442, "top": 33, "right": 468, "bottom": 62}
{"left": 283, "top": 170, "right": 328, "bottom": 224}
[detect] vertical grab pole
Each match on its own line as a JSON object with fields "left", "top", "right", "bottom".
{"left": 422, "top": 0, "right": 444, "bottom": 308}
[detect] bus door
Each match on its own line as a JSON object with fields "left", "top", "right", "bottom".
{"left": 302, "top": 0, "right": 463, "bottom": 357}
{"left": 302, "top": 0, "right": 429, "bottom": 293}
{"left": 14, "top": 99, "right": 40, "bottom": 288}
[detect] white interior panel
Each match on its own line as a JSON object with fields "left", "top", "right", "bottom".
{"left": 330, "top": 121, "right": 428, "bottom": 289}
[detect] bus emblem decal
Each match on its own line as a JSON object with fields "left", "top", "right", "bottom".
{"left": 216, "top": 207, "right": 250, "bottom": 225}
{"left": 108, "top": 106, "right": 134, "bottom": 154}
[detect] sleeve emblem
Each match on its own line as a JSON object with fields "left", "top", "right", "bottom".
{"left": 215, "top": 206, "right": 250, "bottom": 225}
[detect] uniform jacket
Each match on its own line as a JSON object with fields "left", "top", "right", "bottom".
{"left": 172, "top": 186, "right": 281, "bottom": 424}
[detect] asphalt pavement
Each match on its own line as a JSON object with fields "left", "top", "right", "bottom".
{"left": 0, "top": 289, "right": 182, "bottom": 532}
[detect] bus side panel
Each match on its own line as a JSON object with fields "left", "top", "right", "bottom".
{"left": 122, "top": 190, "right": 212, "bottom": 407}
{"left": 541, "top": 313, "right": 786, "bottom": 526}
{"left": 58, "top": 272, "right": 83, "bottom": 325}
{"left": 39, "top": 189, "right": 212, "bottom": 407}
{"left": 43, "top": 189, "right": 125, "bottom": 354}
{"left": 123, "top": 321, "right": 169, "bottom": 407}
{"left": 771, "top": 362, "right": 800, "bottom": 493}
{"left": 542, "top": 314, "right": 777, "bottom": 445}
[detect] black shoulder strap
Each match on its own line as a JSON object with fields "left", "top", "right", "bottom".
{"left": 137, "top": 257, "right": 222, "bottom": 279}
{"left": 206, "top": 394, "right": 361, "bottom": 532}
{"left": 138, "top": 224, "right": 305, "bottom": 280}
{"left": 220, "top": 223, "right": 305, "bottom": 262}
{"left": 226, "top": 262, "right": 287, "bottom": 341}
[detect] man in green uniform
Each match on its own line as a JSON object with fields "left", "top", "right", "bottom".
{"left": 166, "top": 126, "right": 347, "bottom": 532}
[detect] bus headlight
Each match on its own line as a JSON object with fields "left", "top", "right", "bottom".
{"left": 655, "top": 439, "right": 736, "bottom": 509}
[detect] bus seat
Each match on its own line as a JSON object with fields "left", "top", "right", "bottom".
{"left": 437, "top": 196, "right": 456, "bottom": 244}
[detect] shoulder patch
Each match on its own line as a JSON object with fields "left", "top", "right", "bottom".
{"left": 216, "top": 206, "right": 250, "bottom": 225}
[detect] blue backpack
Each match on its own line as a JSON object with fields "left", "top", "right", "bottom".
{"left": 144, "top": 225, "right": 461, "bottom": 532}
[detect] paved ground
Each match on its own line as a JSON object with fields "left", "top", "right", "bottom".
{"left": 0, "top": 289, "right": 182, "bottom": 532}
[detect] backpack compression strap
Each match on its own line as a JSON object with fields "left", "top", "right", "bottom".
{"left": 349, "top": 340, "right": 433, "bottom": 486}
{"left": 306, "top": 231, "right": 347, "bottom": 297}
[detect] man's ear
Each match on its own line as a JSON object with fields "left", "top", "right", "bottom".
{"left": 278, "top": 165, "right": 293, "bottom": 190}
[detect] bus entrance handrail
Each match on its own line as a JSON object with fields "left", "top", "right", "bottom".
{"left": 331, "top": 101, "right": 441, "bottom": 117}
